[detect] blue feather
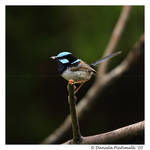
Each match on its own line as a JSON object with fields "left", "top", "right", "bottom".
{"left": 71, "top": 59, "right": 80, "bottom": 64}
{"left": 91, "top": 51, "right": 121, "bottom": 66}
{"left": 59, "top": 59, "right": 69, "bottom": 64}
{"left": 57, "top": 52, "right": 72, "bottom": 58}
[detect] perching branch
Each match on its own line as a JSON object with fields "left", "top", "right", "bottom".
{"left": 67, "top": 82, "right": 82, "bottom": 144}
{"left": 64, "top": 121, "right": 144, "bottom": 144}
{"left": 41, "top": 33, "right": 144, "bottom": 144}
{"left": 98, "top": 6, "right": 131, "bottom": 75}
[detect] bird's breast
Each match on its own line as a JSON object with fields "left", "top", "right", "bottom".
{"left": 61, "top": 68, "right": 93, "bottom": 83}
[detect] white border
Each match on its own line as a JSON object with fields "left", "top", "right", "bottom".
{"left": 145, "top": 4, "right": 150, "bottom": 150}
{"left": 0, "top": 0, "right": 5, "bottom": 148}
{"left": 1, "top": 0, "right": 148, "bottom": 5}
{"left": 0, "top": 0, "right": 149, "bottom": 150}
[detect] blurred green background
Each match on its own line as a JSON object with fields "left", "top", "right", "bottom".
{"left": 6, "top": 6, "right": 144, "bottom": 144}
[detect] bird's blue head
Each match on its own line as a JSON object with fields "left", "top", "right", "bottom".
{"left": 51, "top": 52, "right": 80, "bottom": 74}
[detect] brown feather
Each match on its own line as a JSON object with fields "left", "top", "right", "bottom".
{"left": 71, "top": 61, "right": 96, "bottom": 73}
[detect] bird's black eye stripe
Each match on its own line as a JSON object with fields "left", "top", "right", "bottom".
{"left": 58, "top": 54, "right": 77, "bottom": 63}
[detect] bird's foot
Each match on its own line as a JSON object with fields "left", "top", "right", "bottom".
{"left": 69, "top": 79, "right": 75, "bottom": 85}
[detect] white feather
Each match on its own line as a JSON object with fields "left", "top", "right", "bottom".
{"left": 61, "top": 68, "right": 93, "bottom": 83}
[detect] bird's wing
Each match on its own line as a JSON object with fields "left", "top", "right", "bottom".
{"left": 91, "top": 51, "right": 122, "bottom": 67}
{"left": 71, "top": 61, "right": 96, "bottom": 73}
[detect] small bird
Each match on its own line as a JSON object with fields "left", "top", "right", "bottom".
{"left": 51, "top": 51, "right": 121, "bottom": 94}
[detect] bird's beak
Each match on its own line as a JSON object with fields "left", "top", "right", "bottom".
{"left": 50, "top": 56, "right": 56, "bottom": 59}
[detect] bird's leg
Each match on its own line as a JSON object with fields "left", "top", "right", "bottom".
{"left": 68, "top": 79, "right": 77, "bottom": 94}
{"left": 74, "top": 83, "right": 84, "bottom": 94}
{"left": 68, "top": 79, "right": 77, "bottom": 103}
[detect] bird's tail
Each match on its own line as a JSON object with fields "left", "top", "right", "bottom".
{"left": 91, "top": 51, "right": 122, "bottom": 67}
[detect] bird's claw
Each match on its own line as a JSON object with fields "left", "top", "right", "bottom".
{"left": 69, "top": 79, "right": 75, "bottom": 85}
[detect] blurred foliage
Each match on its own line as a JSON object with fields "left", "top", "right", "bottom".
{"left": 6, "top": 6, "right": 144, "bottom": 144}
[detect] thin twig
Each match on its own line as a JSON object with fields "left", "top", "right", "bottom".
{"left": 41, "top": 34, "right": 144, "bottom": 144}
{"left": 67, "top": 83, "right": 82, "bottom": 144}
{"left": 98, "top": 6, "right": 131, "bottom": 75}
{"left": 64, "top": 121, "right": 144, "bottom": 144}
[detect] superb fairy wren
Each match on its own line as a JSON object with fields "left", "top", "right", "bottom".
{"left": 51, "top": 51, "right": 121, "bottom": 94}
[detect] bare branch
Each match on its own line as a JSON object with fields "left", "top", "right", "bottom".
{"left": 67, "top": 82, "right": 82, "bottom": 143}
{"left": 98, "top": 6, "right": 132, "bottom": 75}
{"left": 41, "top": 34, "right": 144, "bottom": 144}
{"left": 64, "top": 121, "right": 144, "bottom": 144}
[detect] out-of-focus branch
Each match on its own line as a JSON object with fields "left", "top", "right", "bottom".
{"left": 98, "top": 34, "right": 144, "bottom": 87}
{"left": 98, "top": 6, "right": 131, "bottom": 75}
{"left": 41, "top": 34, "right": 144, "bottom": 144}
{"left": 64, "top": 121, "right": 144, "bottom": 144}
{"left": 67, "top": 82, "right": 82, "bottom": 144}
